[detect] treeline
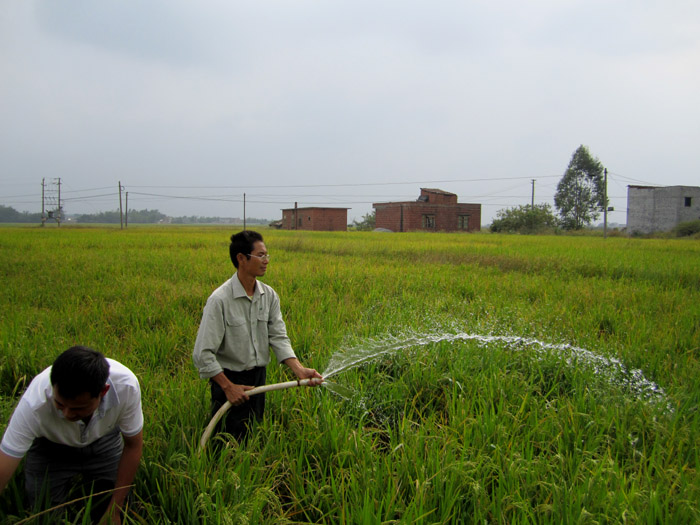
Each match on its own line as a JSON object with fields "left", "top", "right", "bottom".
{"left": 171, "top": 216, "right": 270, "bottom": 225}
{"left": 0, "top": 205, "right": 42, "bottom": 223}
{"left": 0, "top": 205, "right": 272, "bottom": 225}
{"left": 0, "top": 206, "right": 167, "bottom": 224}
{"left": 76, "top": 209, "right": 167, "bottom": 223}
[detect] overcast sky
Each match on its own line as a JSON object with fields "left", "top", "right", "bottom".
{"left": 1, "top": 1, "right": 699, "bottom": 225}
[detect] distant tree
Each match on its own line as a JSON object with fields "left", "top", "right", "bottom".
{"left": 0, "top": 205, "right": 24, "bottom": 222}
{"left": 490, "top": 204, "right": 559, "bottom": 234}
{"left": 75, "top": 210, "right": 122, "bottom": 223}
{"left": 554, "top": 145, "right": 606, "bottom": 230}
{"left": 126, "top": 209, "right": 167, "bottom": 223}
{"left": 351, "top": 211, "right": 376, "bottom": 231}
{"left": 75, "top": 208, "right": 166, "bottom": 223}
{"left": 0, "top": 205, "right": 42, "bottom": 223}
{"left": 246, "top": 217, "right": 272, "bottom": 225}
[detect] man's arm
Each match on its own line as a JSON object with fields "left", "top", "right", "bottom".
{"left": 100, "top": 430, "right": 143, "bottom": 524}
{"left": 283, "top": 358, "right": 323, "bottom": 383}
{"left": 192, "top": 297, "right": 227, "bottom": 379}
{"left": 0, "top": 450, "right": 22, "bottom": 494}
{"left": 210, "top": 372, "right": 254, "bottom": 406}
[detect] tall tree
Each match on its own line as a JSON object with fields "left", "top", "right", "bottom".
{"left": 554, "top": 145, "right": 606, "bottom": 230}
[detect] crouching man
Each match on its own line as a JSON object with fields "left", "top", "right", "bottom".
{"left": 0, "top": 346, "right": 143, "bottom": 524}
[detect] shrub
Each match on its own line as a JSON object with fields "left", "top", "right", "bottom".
{"left": 672, "top": 220, "right": 700, "bottom": 238}
{"left": 490, "top": 204, "right": 559, "bottom": 234}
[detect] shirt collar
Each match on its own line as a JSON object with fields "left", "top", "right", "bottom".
{"left": 231, "top": 272, "right": 264, "bottom": 299}
{"left": 98, "top": 377, "right": 118, "bottom": 417}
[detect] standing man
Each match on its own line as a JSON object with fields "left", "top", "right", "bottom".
{"left": 193, "top": 230, "right": 322, "bottom": 443}
{"left": 0, "top": 346, "right": 143, "bottom": 524}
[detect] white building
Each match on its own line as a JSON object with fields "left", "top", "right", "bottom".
{"left": 626, "top": 185, "right": 700, "bottom": 235}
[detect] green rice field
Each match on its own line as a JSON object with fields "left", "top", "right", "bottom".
{"left": 1, "top": 225, "right": 699, "bottom": 523}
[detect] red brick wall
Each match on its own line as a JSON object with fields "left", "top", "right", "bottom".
{"left": 282, "top": 209, "right": 300, "bottom": 230}
{"left": 421, "top": 189, "right": 457, "bottom": 205}
{"left": 374, "top": 204, "right": 405, "bottom": 232}
{"left": 309, "top": 208, "right": 347, "bottom": 231}
{"left": 281, "top": 208, "right": 347, "bottom": 231}
{"left": 374, "top": 202, "right": 481, "bottom": 232}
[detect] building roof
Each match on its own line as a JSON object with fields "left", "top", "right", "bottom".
{"left": 373, "top": 187, "right": 480, "bottom": 207}
{"left": 281, "top": 206, "right": 350, "bottom": 211}
{"left": 420, "top": 188, "right": 457, "bottom": 196}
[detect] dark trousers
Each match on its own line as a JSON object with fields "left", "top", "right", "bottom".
{"left": 210, "top": 367, "right": 266, "bottom": 443}
{"left": 24, "top": 428, "right": 123, "bottom": 521}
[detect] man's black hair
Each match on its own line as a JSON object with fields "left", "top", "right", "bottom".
{"left": 229, "top": 230, "right": 264, "bottom": 268}
{"left": 50, "top": 346, "right": 110, "bottom": 399}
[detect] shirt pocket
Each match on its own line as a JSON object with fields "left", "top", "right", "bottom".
{"left": 224, "top": 317, "right": 250, "bottom": 348}
{"left": 256, "top": 310, "right": 270, "bottom": 349}
{"left": 256, "top": 309, "right": 269, "bottom": 324}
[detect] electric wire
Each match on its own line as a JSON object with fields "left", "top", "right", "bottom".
{"left": 0, "top": 171, "right": 672, "bottom": 221}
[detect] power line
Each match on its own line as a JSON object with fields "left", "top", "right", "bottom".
{"left": 61, "top": 186, "right": 117, "bottom": 194}
{"left": 0, "top": 172, "right": 648, "bottom": 220}
{"left": 0, "top": 192, "right": 43, "bottom": 198}
{"left": 607, "top": 172, "right": 660, "bottom": 186}
{"left": 129, "top": 191, "right": 243, "bottom": 203}
{"left": 63, "top": 192, "right": 119, "bottom": 202}
{"left": 126, "top": 175, "right": 562, "bottom": 190}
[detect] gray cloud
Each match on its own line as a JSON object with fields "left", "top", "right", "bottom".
{"left": 1, "top": 1, "right": 698, "bottom": 222}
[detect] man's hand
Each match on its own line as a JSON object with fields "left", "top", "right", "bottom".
{"left": 222, "top": 382, "right": 254, "bottom": 405}
{"left": 99, "top": 503, "right": 122, "bottom": 525}
{"left": 283, "top": 358, "right": 323, "bottom": 386}
{"left": 211, "top": 372, "right": 254, "bottom": 405}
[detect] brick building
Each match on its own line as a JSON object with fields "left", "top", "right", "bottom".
{"left": 627, "top": 185, "right": 700, "bottom": 234}
{"left": 280, "top": 206, "right": 349, "bottom": 231}
{"left": 373, "top": 188, "right": 481, "bottom": 232}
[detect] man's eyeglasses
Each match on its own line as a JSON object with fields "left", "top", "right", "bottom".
{"left": 246, "top": 253, "right": 271, "bottom": 262}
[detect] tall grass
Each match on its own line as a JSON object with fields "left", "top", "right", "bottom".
{"left": 1, "top": 226, "right": 698, "bottom": 523}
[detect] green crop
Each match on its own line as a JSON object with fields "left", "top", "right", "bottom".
{"left": 1, "top": 226, "right": 698, "bottom": 523}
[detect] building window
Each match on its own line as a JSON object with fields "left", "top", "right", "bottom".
{"left": 458, "top": 215, "right": 470, "bottom": 230}
{"left": 422, "top": 214, "right": 435, "bottom": 229}
{"left": 685, "top": 197, "right": 692, "bottom": 207}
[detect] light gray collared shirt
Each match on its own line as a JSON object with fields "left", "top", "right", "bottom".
{"left": 192, "top": 273, "right": 296, "bottom": 378}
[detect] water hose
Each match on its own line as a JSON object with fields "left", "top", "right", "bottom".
{"left": 199, "top": 378, "right": 321, "bottom": 451}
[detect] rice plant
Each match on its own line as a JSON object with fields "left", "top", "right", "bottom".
{"left": 0, "top": 226, "right": 698, "bottom": 523}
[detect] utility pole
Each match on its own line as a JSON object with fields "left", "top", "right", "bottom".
{"left": 41, "top": 178, "right": 46, "bottom": 227}
{"left": 119, "top": 182, "right": 124, "bottom": 229}
{"left": 41, "top": 178, "right": 62, "bottom": 226}
{"left": 57, "top": 177, "right": 61, "bottom": 227}
{"left": 125, "top": 192, "right": 129, "bottom": 229}
{"left": 530, "top": 179, "right": 536, "bottom": 230}
{"left": 603, "top": 168, "right": 608, "bottom": 239}
{"left": 243, "top": 193, "right": 246, "bottom": 230}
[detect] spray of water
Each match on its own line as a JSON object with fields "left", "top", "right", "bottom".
{"left": 321, "top": 331, "right": 672, "bottom": 412}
